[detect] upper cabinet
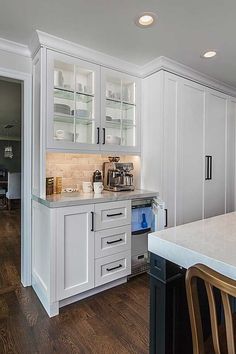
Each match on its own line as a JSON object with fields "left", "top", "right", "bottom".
{"left": 101, "top": 68, "right": 140, "bottom": 153}
{"left": 47, "top": 51, "right": 100, "bottom": 151}
{"left": 44, "top": 50, "right": 140, "bottom": 153}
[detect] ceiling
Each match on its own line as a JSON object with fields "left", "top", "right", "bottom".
{"left": 0, "top": 79, "right": 21, "bottom": 140}
{"left": 1, "top": 0, "right": 236, "bottom": 86}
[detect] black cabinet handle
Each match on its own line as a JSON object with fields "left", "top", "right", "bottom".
{"left": 102, "top": 128, "right": 106, "bottom": 144}
{"left": 164, "top": 208, "right": 168, "bottom": 228}
{"left": 106, "top": 212, "right": 123, "bottom": 218}
{"left": 106, "top": 264, "right": 122, "bottom": 272}
{"left": 97, "top": 127, "right": 100, "bottom": 144}
{"left": 209, "top": 156, "right": 212, "bottom": 180}
{"left": 91, "top": 211, "right": 94, "bottom": 231}
{"left": 107, "top": 238, "right": 123, "bottom": 245}
{"left": 205, "top": 155, "right": 213, "bottom": 180}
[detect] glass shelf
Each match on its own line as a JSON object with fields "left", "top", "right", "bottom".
{"left": 54, "top": 113, "right": 74, "bottom": 123}
{"left": 106, "top": 97, "right": 135, "bottom": 110}
{"left": 54, "top": 114, "right": 94, "bottom": 126}
{"left": 105, "top": 119, "right": 135, "bottom": 130}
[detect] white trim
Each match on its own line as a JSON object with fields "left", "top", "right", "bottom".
{"left": 30, "top": 30, "right": 141, "bottom": 77}
{"left": 0, "top": 37, "right": 31, "bottom": 58}
{"left": 140, "top": 56, "right": 236, "bottom": 97}
{"left": 59, "top": 277, "right": 127, "bottom": 308}
{"left": 30, "top": 31, "right": 236, "bottom": 97}
{"left": 0, "top": 66, "right": 32, "bottom": 287}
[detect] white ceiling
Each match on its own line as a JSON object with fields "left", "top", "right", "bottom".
{"left": 0, "top": 79, "right": 21, "bottom": 140}
{"left": 1, "top": 0, "right": 236, "bottom": 86}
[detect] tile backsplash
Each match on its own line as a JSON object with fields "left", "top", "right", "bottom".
{"left": 46, "top": 153, "right": 141, "bottom": 191}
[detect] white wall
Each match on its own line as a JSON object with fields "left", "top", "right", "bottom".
{"left": 0, "top": 49, "right": 31, "bottom": 74}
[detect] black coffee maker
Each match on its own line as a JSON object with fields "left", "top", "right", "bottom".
{"left": 93, "top": 170, "right": 102, "bottom": 183}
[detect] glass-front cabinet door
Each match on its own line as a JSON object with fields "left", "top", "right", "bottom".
{"left": 101, "top": 68, "right": 140, "bottom": 153}
{"left": 47, "top": 50, "right": 100, "bottom": 150}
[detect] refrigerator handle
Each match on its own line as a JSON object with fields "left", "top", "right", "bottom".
{"left": 164, "top": 208, "right": 168, "bottom": 228}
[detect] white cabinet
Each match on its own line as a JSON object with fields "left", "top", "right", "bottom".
{"left": 47, "top": 50, "right": 101, "bottom": 151}
{"left": 142, "top": 70, "right": 236, "bottom": 228}
{"left": 95, "top": 251, "right": 131, "bottom": 287}
{"left": 101, "top": 67, "right": 141, "bottom": 153}
{"left": 33, "top": 48, "right": 141, "bottom": 158}
{"left": 176, "top": 79, "right": 205, "bottom": 225}
{"left": 57, "top": 204, "right": 94, "bottom": 300}
{"left": 95, "top": 200, "right": 131, "bottom": 230}
{"left": 204, "top": 90, "right": 227, "bottom": 218}
{"left": 32, "top": 199, "right": 131, "bottom": 316}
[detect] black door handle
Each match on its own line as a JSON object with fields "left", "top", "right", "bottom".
{"left": 97, "top": 127, "right": 100, "bottom": 144}
{"left": 91, "top": 211, "right": 94, "bottom": 231}
{"left": 102, "top": 128, "right": 106, "bottom": 144}
{"left": 106, "top": 212, "right": 123, "bottom": 217}
{"left": 164, "top": 209, "right": 168, "bottom": 228}
{"left": 106, "top": 264, "right": 122, "bottom": 272}
{"left": 107, "top": 238, "right": 123, "bottom": 245}
{"left": 205, "top": 155, "right": 212, "bottom": 180}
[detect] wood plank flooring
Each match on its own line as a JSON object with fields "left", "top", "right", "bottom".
{"left": 0, "top": 210, "right": 150, "bottom": 354}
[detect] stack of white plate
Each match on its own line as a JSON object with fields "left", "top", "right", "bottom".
{"left": 54, "top": 103, "right": 71, "bottom": 115}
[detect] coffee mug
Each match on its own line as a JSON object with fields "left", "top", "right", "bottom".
{"left": 83, "top": 181, "right": 93, "bottom": 193}
{"left": 93, "top": 182, "right": 104, "bottom": 194}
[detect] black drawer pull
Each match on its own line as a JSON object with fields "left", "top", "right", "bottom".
{"left": 106, "top": 264, "right": 122, "bottom": 272}
{"left": 107, "top": 238, "right": 123, "bottom": 245}
{"left": 97, "top": 127, "right": 100, "bottom": 144}
{"left": 106, "top": 212, "right": 123, "bottom": 217}
{"left": 91, "top": 211, "right": 94, "bottom": 231}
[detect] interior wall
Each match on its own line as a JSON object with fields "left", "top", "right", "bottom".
{"left": 46, "top": 153, "right": 141, "bottom": 191}
{"left": 0, "top": 140, "right": 21, "bottom": 172}
{"left": 0, "top": 48, "right": 31, "bottom": 74}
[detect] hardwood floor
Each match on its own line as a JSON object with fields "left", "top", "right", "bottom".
{"left": 0, "top": 210, "right": 150, "bottom": 354}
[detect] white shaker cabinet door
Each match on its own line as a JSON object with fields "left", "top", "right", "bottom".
{"left": 176, "top": 79, "right": 205, "bottom": 225}
{"left": 57, "top": 204, "right": 95, "bottom": 300}
{"left": 204, "top": 90, "right": 227, "bottom": 219}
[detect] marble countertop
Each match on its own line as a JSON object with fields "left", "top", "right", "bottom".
{"left": 148, "top": 212, "right": 236, "bottom": 280}
{"left": 32, "top": 189, "right": 158, "bottom": 208}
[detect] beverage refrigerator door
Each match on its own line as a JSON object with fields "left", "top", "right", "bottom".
{"left": 152, "top": 198, "right": 165, "bottom": 231}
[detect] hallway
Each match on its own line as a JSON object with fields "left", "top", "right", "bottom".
{"left": 0, "top": 210, "right": 21, "bottom": 293}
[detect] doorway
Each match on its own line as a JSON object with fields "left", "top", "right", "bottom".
{"left": 0, "top": 78, "right": 22, "bottom": 290}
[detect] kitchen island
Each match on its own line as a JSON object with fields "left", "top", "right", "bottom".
{"left": 148, "top": 212, "right": 236, "bottom": 354}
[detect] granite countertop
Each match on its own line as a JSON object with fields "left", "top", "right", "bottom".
{"left": 148, "top": 212, "right": 236, "bottom": 280}
{"left": 32, "top": 189, "right": 158, "bottom": 208}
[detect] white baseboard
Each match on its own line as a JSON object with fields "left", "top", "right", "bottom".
{"left": 59, "top": 277, "right": 127, "bottom": 308}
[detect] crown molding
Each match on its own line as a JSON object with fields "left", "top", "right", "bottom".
{"left": 30, "top": 30, "right": 141, "bottom": 76}
{"left": 29, "top": 30, "right": 236, "bottom": 96}
{"left": 140, "top": 56, "right": 236, "bottom": 97}
{"left": 0, "top": 37, "right": 31, "bottom": 58}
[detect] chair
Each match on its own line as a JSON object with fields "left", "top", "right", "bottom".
{"left": 6, "top": 172, "right": 21, "bottom": 210}
{"left": 186, "top": 264, "right": 236, "bottom": 354}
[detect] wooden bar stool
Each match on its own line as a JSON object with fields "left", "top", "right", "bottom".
{"left": 186, "top": 264, "right": 236, "bottom": 354}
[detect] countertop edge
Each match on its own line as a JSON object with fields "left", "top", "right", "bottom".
{"left": 32, "top": 190, "right": 158, "bottom": 208}
{"left": 148, "top": 233, "right": 236, "bottom": 281}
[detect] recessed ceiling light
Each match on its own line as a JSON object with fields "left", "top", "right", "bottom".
{"left": 202, "top": 50, "right": 217, "bottom": 59}
{"left": 135, "top": 12, "right": 157, "bottom": 28}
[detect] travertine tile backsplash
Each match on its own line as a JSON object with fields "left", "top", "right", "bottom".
{"left": 46, "top": 153, "right": 141, "bottom": 191}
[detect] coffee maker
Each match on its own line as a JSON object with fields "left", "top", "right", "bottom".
{"left": 103, "top": 157, "right": 135, "bottom": 192}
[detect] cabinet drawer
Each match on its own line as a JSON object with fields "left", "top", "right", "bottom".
{"left": 95, "top": 251, "right": 131, "bottom": 287}
{"left": 95, "top": 200, "right": 131, "bottom": 230}
{"left": 95, "top": 225, "right": 131, "bottom": 259}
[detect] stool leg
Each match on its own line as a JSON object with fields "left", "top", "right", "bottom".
{"left": 8, "top": 199, "right": 11, "bottom": 211}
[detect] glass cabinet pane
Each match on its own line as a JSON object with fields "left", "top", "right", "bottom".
{"left": 104, "top": 73, "right": 136, "bottom": 147}
{"left": 52, "top": 58, "right": 97, "bottom": 146}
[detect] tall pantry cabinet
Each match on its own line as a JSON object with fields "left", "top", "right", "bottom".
{"left": 142, "top": 71, "right": 236, "bottom": 227}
